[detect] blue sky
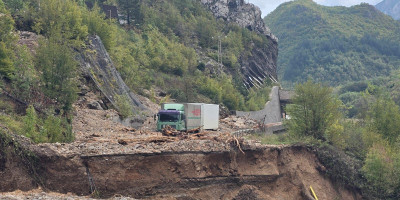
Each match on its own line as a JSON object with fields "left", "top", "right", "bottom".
{"left": 248, "top": 0, "right": 384, "bottom": 17}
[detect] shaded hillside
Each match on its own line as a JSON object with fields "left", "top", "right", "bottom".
{"left": 94, "top": 0, "right": 278, "bottom": 110}
{"left": 376, "top": 0, "right": 400, "bottom": 20}
{"left": 264, "top": 0, "right": 400, "bottom": 86}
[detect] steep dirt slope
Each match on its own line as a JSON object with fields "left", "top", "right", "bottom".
{"left": 1, "top": 135, "right": 361, "bottom": 199}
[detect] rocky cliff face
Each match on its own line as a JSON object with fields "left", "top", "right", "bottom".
{"left": 376, "top": 0, "right": 400, "bottom": 20}
{"left": 77, "top": 35, "right": 147, "bottom": 128}
{"left": 200, "top": 0, "right": 278, "bottom": 87}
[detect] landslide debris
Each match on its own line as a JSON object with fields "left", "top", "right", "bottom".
{"left": 0, "top": 91, "right": 361, "bottom": 200}
{"left": 0, "top": 189, "right": 136, "bottom": 200}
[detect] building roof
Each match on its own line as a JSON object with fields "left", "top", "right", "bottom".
{"left": 279, "top": 90, "right": 295, "bottom": 103}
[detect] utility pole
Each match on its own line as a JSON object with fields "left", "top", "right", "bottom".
{"left": 213, "top": 35, "right": 225, "bottom": 68}
{"left": 219, "top": 36, "right": 222, "bottom": 65}
{"left": 110, "top": 10, "right": 112, "bottom": 23}
{"left": 217, "top": 35, "right": 221, "bottom": 65}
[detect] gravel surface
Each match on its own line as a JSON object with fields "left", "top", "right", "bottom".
{"left": 0, "top": 189, "right": 137, "bottom": 200}
{"left": 29, "top": 92, "right": 262, "bottom": 158}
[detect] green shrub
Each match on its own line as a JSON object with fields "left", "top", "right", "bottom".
{"left": 287, "top": 80, "right": 343, "bottom": 141}
{"left": 367, "top": 97, "right": 400, "bottom": 144}
{"left": 362, "top": 143, "right": 398, "bottom": 197}
{"left": 0, "top": 1, "right": 16, "bottom": 44}
{"left": 11, "top": 45, "right": 38, "bottom": 103}
{"left": 82, "top": 3, "right": 116, "bottom": 51}
{"left": 0, "top": 42, "right": 14, "bottom": 78}
{"left": 41, "top": 114, "right": 63, "bottom": 143}
{"left": 23, "top": 105, "right": 46, "bottom": 143}
{"left": 245, "top": 86, "right": 271, "bottom": 111}
{"left": 198, "top": 77, "right": 222, "bottom": 103}
{"left": 36, "top": 38, "right": 78, "bottom": 111}
{"left": 0, "top": 114, "right": 22, "bottom": 134}
{"left": 115, "top": 94, "right": 133, "bottom": 118}
{"left": 32, "top": 0, "right": 88, "bottom": 44}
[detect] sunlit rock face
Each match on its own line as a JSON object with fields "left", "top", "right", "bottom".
{"left": 200, "top": 0, "right": 279, "bottom": 87}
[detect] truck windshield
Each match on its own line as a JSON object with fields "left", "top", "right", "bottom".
{"left": 159, "top": 113, "right": 179, "bottom": 122}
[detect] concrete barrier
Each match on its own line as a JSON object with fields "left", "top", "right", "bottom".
{"left": 236, "top": 86, "right": 282, "bottom": 125}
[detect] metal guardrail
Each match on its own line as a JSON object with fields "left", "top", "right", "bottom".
{"left": 231, "top": 129, "right": 256, "bottom": 137}
{"left": 231, "top": 124, "right": 287, "bottom": 138}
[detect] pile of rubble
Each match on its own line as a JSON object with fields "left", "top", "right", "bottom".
{"left": 0, "top": 189, "right": 136, "bottom": 200}
{"left": 220, "top": 115, "right": 258, "bottom": 130}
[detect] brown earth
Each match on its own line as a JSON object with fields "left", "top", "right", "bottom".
{"left": 0, "top": 93, "right": 361, "bottom": 200}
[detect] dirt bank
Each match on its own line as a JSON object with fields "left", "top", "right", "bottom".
{"left": 1, "top": 135, "right": 361, "bottom": 200}
{"left": 0, "top": 92, "right": 361, "bottom": 199}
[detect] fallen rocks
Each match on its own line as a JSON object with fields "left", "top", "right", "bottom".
{"left": 117, "top": 139, "right": 128, "bottom": 145}
{"left": 220, "top": 115, "right": 257, "bottom": 129}
{"left": 88, "top": 101, "right": 103, "bottom": 110}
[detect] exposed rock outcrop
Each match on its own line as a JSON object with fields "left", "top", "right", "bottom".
{"left": 200, "top": 0, "right": 277, "bottom": 41}
{"left": 77, "top": 35, "right": 147, "bottom": 128}
{"left": 200, "top": 0, "right": 279, "bottom": 87}
{"left": 376, "top": 0, "right": 400, "bottom": 20}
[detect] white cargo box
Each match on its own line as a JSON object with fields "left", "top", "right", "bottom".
{"left": 202, "top": 104, "right": 219, "bottom": 130}
{"left": 184, "top": 103, "right": 219, "bottom": 130}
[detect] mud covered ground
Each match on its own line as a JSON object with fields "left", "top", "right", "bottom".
{"left": 0, "top": 93, "right": 361, "bottom": 200}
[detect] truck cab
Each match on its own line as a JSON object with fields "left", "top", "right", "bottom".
{"left": 156, "top": 103, "right": 219, "bottom": 132}
{"left": 156, "top": 104, "right": 186, "bottom": 131}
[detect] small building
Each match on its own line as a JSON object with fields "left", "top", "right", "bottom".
{"left": 279, "top": 90, "right": 294, "bottom": 119}
{"left": 85, "top": 2, "right": 119, "bottom": 20}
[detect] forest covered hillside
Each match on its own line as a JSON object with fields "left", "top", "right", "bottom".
{"left": 264, "top": 0, "right": 400, "bottom": 86}
{"left": 0, "top": 0, "right": 278, "bottom": 143}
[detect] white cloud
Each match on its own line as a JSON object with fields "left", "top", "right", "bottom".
{"left": 248, "top": 0, "right": 384, "bottom": 17}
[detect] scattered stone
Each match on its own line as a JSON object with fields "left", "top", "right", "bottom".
{"left": 88, "top": 101, "right": 103, "bottom": 110}
{"left": 118, "top": 139, "right": 128, "bottom": 145}
{"left": 90, "top": 134, "right": 101, "bottom": 137}
{"left": 78, "top": 84, "right": 90, "bottom": 96}
{"left": 120, "top": 127, "right": 136, "bottom": 132}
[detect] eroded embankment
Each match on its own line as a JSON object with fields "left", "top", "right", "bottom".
{"left": 0, "top": 138, "right": 361, "bottom": 200}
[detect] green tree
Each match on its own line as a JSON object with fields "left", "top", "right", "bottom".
{"left": 115, "top": 94, "right": 133, "bottom": 118}
{"left": 3, "top": 0, "right": 23, "bottom": 14}
{"left": 11, "top": 45, "right": 38, "bottom": 103}
{"left": 0, "top": 42, "right": 13, "bottom": 78}
{"left": 362, "top": 143, "right": 398, "bottom": 197}
{"left": 287, "top": 80, "right": 343, "bottom": 141}
{"left": 0, "top": 0, "right": 15, "bottom": 43}
{"left": 196, "top": 16, "right": 216, "bottom": 48}
{"left": 36, "top": 38, "right": 77, "bottom": 111}
{"left": 368, "top": 96, "right": 400, "bottom": 144}
{"left": 42, "top": 114, "right": 63, "bottom": 143}
{"left": 82, "top": 3, "right": 116, "bottom": 51}
{"left": 32, "top": 0, "right": 88, "bottom": 43}
{"left": 0, "top": 0, "right": 16, "bottom": 78}
{"left": 117, "top": 0, "right": 141, "bottom": 25}
{"left": 23, "top": 105, "right": 46, "bottom": 143}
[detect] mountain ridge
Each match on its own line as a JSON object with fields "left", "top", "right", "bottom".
{"left": 376, "top": 0, "right": 400, "bottom": 20}
{"left": 264, "top": 0, "right": 400, "bottom": 86}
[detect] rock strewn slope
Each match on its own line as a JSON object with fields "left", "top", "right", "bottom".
{"left": 77, "top": 35, "right": 147, "bottom": 128}
{"left": 200, "top": 0, "right": 279, "bottom": 87}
